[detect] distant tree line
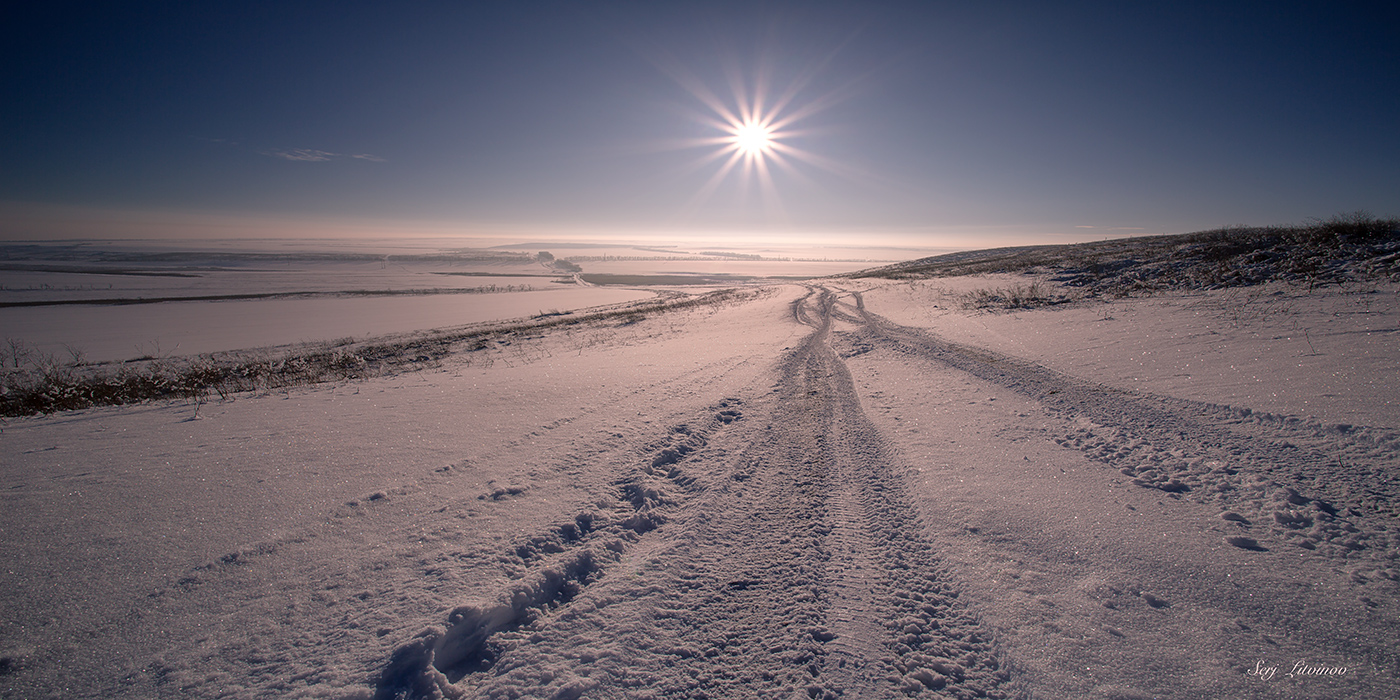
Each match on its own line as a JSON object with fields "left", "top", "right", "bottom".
{"left": 536, "top": 251, "right": 581, "bottom": 273}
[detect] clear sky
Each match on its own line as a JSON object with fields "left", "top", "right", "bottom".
{"left": 2, "top": 1, "right": 1396, "bottom": 248}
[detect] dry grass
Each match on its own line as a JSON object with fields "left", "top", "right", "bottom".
{"left": 959, "top": 282, "right": 1069, "bottom": 310}
{"left": 850, "top": 213, "right": 1400, "bottom": 296}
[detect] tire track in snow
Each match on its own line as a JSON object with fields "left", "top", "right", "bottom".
{"left": 371, "top": 399, "right": 746, "bottom": 700}
{"left": 145, "top": 347, "right": 766, "bottom": 608}
{"left": 790, "top": 289, "right": 1010, "bottom": 699}
{"left": 367, "top": 287, "right": 1013, "bottom": 699}
{"left": 843, "top": 289, "right": 1400, "bottom": 578}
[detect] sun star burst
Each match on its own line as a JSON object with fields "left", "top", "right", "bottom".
{"left": 732, "top": 121, "right": 774, "bottom": 156}
{"left": 656, "top": 54, "right": 863, "bottom": 221}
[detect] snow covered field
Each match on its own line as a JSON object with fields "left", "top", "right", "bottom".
{"left": 0, "top": 247, "right": 640, "bottom": 363}
{"left": 2, "top": 242, "right": 1398, "bottom": 699}
{"left": 0, "top": 241, "right": 919, "bottom": 363}
{"left": 0, "top": 288, "right": 656, "bottom": 364}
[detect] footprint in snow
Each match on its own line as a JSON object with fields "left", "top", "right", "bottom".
{"left": 1225, "top": 536, "right": 1267, "bottom": 551}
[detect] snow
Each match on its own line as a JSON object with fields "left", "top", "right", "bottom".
{"left": 851, "top": 274, "right": 1400, "bottom": 427}
{"left": 0, "top": 287, "right": 654, "bottom": 363}
{"left": 574, "top": 258, "right": 888, "bottom": 279}
{"left": 0, "top": 252, "right": 652, "bottom": 362}
{"left": 2, "top": 260, "right": 1397, "bottom": 699}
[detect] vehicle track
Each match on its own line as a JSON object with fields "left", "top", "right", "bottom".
{"left": 839, "top": 289, "right": 1400, "bottom": 576}
{"left": 791, "top": 289, "right": 1010, "bottom": 699}
{"left": 371, "top": 287, "right": 1014, "bottom": 699}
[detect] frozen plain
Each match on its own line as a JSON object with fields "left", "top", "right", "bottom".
{"left": 1, "top": 254, "right": 1398, "bottom": 699}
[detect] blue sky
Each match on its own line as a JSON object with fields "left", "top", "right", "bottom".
{"left": 2, "top": 1, "right": 1396, "bottom": 247}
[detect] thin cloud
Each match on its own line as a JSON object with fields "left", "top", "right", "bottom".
{"left": 264, "top": 148, "right": 335, "bottom": 161}
{"left": 262, "top": 148, "right": 385, "bottom": 162}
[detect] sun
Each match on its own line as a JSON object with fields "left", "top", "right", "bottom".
{"left": 732, "top": 121, "right": 774, "bottom": 156}
{"left": 671, "top": 81, "right": 817, "bottom": 217}
{"left": 656, "top": 55, "right": 861, "bottom": 220}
